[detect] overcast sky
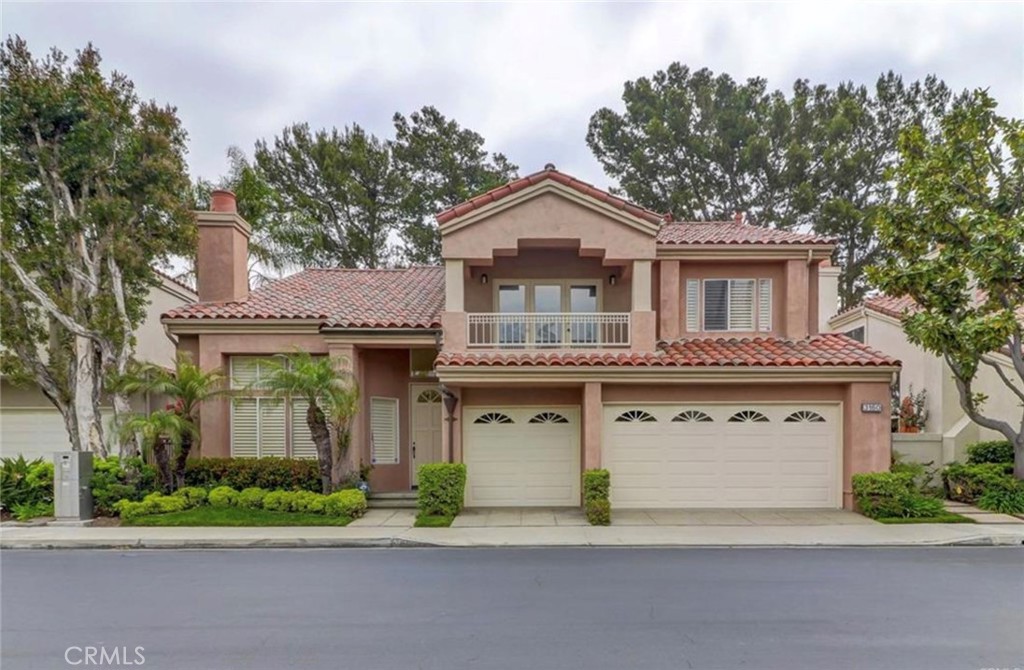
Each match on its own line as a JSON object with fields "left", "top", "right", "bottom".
{"left": 5, "top": 1, "right": 1022, "bottom": 189}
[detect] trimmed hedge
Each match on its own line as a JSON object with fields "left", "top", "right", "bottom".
{"left": 417, "top": 463, "right": 467, "bottom": 518}
{"left": 184, "top": 458, "right": 321, "bottom": 492}
{"left": 851, "top": 472, "right": 944, "bottom": 519}
{"left": 115, "top": 486, "right": 366, "bottom": 522}
{"left": 965, "top": 440, "right": 1014, "bottom": 466}
{"left": 943, "top": 462, "right": 1015, "bottom": 504}
{"left": 583, "top": 469, "right": 611, "bottom": 526}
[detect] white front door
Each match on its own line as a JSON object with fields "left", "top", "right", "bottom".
{"left": 410, "top": 385, "right": 443, "bottom": 486}
{"left": 463, "top": 406, "right": 580, "bottom": 507}
{"left": 603, "top": 403, "right": 841, "bottom": 509}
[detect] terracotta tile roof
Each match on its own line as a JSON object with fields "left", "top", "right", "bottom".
{"left": 657, "top": 221, "right": 834, "bottom": 245}
{"left": 436, "top": 334, "right": 899, "bottom": 368}
{"left": 862, "top": 294, "right": 918, "bottom": 320}
{"left": 163, "top": 266, "right": 445, "bottom": 328}
{"left": 154, "top": 268, "right": 197, "bottom": 296}
{"left": 435, "top": 166, "right": 669, "bottom": 226}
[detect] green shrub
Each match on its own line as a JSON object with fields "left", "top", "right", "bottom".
{"left": 173, "top": 486, "right": 208, "bottom": 507}
{"left": 324, "top": 489, "right": 367, "bottom": 518}
{"left": 417, "top": 463, "right": 467, "bottom": 517}
{"left": 291, "top": 491, "right": 327, "bottom": 514}
{"left": 114, "top": 499, "right": 157, "bottom": 522}
{"left": 1, "top": 456, "right": 54, "bottom": 510}
{"left": 585, "top": 499, "right": 611, "bottom": 526}
{"left": 852, "top": 472, "right": 945, "bottom": 519}
{"left": 236, "top": 487, "right": 269, "bottom": 509}
{"left": 90, "top": 457, "right": 160, "bottom": 516}
{"left": 261, "top": 490, "right": 296, "bottom": 512}
{"left": 966, "top": 440, "right": 1014, "bottom": 465}
{"left": 143, "top": 492, "right": 188, "bottom": 514}
{"left": 943, "top": 462, "right": 1015, "bottom": 503}
{"left": 11, "top": 501, "right": 54, "bottom": 521}
{"left": 207, "top": 486, "right": 238, "bottom": 507}
{"left": 977, "top": 485, "right": 1024, "bottom": 515}
{"left": 185, "top": 458, "right": 321, "bottom": 492}
{"left": 583, "top": 469, "right": 610, "bottom": 502}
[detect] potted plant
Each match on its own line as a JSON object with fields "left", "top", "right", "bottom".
{"left": 898, "top": 386, "right": 929, "bottom": 433}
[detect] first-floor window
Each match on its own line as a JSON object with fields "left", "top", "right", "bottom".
{"left": 229, "top": 356, "right": 321, "bottom": 459}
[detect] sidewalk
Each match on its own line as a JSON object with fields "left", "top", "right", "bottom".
{"left": 3, "top": 513, "right": 1023, "bottom": 550}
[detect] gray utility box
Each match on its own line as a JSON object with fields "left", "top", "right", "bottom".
{"left": 54, "top": 451, "right": 93, "bottom": 520}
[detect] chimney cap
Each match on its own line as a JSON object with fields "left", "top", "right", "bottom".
{"left": 543, "top": 162, "right": 556, "bottom": 171}
{"left": 210, "top": 190, "right": 237, "bottom": 213}
{"left": 733, "top": 211, "right": 745, "bottom": 224}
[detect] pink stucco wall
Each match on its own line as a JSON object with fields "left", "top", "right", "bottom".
{"left": 359, "top": 348, "right": 415, "bottom": 493}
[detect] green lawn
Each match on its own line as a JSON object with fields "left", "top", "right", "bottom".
{"left": 875, "top": 513, "right": 976, "bottom": 524}
{"left": 414, "top": 514, "right": 454, "bottom": 528}
{"left": 126, "top": 506, "right": 352, "bottom": 527}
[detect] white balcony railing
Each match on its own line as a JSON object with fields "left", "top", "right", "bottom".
{"left": 466, "top": 313, "right": 631, "bottom": 349}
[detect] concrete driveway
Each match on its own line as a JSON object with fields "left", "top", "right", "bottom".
{"left": 448, "top": 508, "right": 873, "bottom": 527}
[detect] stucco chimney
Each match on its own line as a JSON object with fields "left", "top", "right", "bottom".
{"left": 818, "top": 259, "right": 841, "bottom": 332}
{"left": 195, "top": 190, "right": 251, "bottom": 303}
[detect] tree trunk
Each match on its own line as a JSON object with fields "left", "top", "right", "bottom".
{"left": 1015, "top": 435, "right": 1024, "bottom": 481}
{"left": 307, "top": 403, "right": 333, "bottom": 494}
{"left": 331, "top": 428, "right": 351, "bottom": 490}
{"left": 74, "top": 334, "right": 106, "bottom": 456}
{"left": 174, "top": 430, "right": 194, "bottom": 491}
{"left": 111, "top": 391, "right": 140, "bottom": 460}
{"left": 153, "top": 436, "right": 173, "bottom": 493}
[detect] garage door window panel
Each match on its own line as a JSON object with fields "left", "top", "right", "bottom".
{"left": 728, "top": 410, "right": 770, "bottom": 423}
{"left": 672, "top": 410, "right": 714, "bottom": 423}
{"left": 474, "top": 412, "right": 514, "bottom": 424}
{"left": 614, "top": 409, "right": 657, "bottom": 423}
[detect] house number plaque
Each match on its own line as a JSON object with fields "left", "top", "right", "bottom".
{"left": 860, "top": 403, "right": 883, "bottom": 413}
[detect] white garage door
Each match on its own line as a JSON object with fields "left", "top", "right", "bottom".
{"left": 603, "top": 404, "right": 840, "bottom": 509}
{"left": 463, "top": 407, "right": 580, "bottom": 507}
{"left": 1, "top": 409, "right": 73, "bottom": 461}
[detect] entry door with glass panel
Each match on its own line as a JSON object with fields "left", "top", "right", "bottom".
{"left": 495, "top": 280, "right": 600, "bottom": 347}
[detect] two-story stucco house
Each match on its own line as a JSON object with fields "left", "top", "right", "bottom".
{"left": 164, "top": 167, "right": 899, "bottom": 510}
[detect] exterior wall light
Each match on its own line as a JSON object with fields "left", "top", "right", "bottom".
{"left": 480, "top": 273, "right": 488, "bottom": 285}
{"left": 609, "top": 274, "right": 617, "bottom": 286}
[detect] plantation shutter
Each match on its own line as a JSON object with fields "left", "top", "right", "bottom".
{"left": 703, "top": 280, "right": 728, "bottom": 331}
{"left": 370, "top": 397, "right": 399, "bottom": 465}
{"left": 291, "top": 399, "right": 318, "bottom": 460}
{"left": 685, "top": 279, "right": 700, "bottom": 332}
{"left": 230, "top": 357, "right": 260, "bottom": 390}
{"left": 729, "top": 279, "right": 755, "bottom": 330}
{"left": 259, "top": 399, "right": 287, "bottom": 458}
{"left": 758, "top": 278, "right": 772, "bottom": 331}
{"left": 231, "top": 398, "right": 259, "bottom": 457}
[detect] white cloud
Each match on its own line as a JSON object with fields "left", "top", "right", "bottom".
{"left": 4, "top": 1, "right": 1021, "bottom": 187}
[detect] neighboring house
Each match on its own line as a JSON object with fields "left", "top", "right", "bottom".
{"left": 829, "top": 294, "right": 1019, "bottom": 464}
{"left": 0, "top": 273, "right": 197, "bottom": 460}
{"left": 164, "top": 167, "right": 899, "bottom": 510}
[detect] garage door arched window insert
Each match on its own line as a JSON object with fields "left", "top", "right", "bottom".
{"left": 474, "top": 412, "right": 514, "bottom": 424}
{"left": 671, "top": 410, "right": 714, "bottom": 423}
{"left": 614, "top": 410, "right": 657, "bottom": 423}
{"left": 784, "top": 410, "right": 826, "bottom": 423}
{"left": 727, "top": 410, "right": 770, "bottom": 423}
{"left": 528, "top": 412, "right": 570, "bottom": 424}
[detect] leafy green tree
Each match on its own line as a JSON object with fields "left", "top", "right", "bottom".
{"left": 392, "top": 106, "right": 518, "bottom": 264}
{"left": 259, "top": 352, "right": 360, "bottom": 493}
{"left": 587, "top": 64, "right": 808, "bottom": 227}
{"left": 120, "top": 410, "right": 196, "bottom": 492}
{"left": 869, "top": 91, "right": 1024, "bottom": 477}
{"left": 253, "top": 124, "right": 402, "bottom": 268}
{"left": 799, "top": 73, "right": 952, "bottom": 308}
{"left": 0, "top": 37, "right": 194, "bottom": 456}
{"left": 116, "top": 353, "right": 225, "bottom": 489}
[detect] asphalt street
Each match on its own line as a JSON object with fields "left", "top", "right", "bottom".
{"left": 2, "top": 547, "right": 1022, "bottom": 670}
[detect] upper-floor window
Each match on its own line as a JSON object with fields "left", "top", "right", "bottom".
{"left": 686, "top": 278, "right": 772, "bottom": 333}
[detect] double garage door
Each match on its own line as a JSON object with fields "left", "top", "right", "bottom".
{"left": 461, "top": 403, "right": 840, "bottom": 509}
{"left": 604, "top": 404, "right": 840, "bottom": 509}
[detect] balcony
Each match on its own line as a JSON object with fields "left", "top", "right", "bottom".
{"left": 466, "top": 312, "right": 631, "bottom": 350}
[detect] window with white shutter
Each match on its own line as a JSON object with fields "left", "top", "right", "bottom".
{"left": 259, "top": 399, "right": 287, "bottom": 457}
{"left": 230, "top": 357, "right": 261, "bottom": 390}
{"left": 685, "top": 279, "right": 700, "bottom": 332}
{"left": 291, "top": 399, "right": 318, "bottom": 460}
{"left": 231, "top": 397, "right": 287, "bottom": 458}
{"left": 703, "top": 280, "right": 729, "bottom": 331}
{"left": 758, "top": 278, "right": 772, "bottom": 331}
{"left": 370, "top": 397, "right": 399, "bottom": 465}
{"left": 728, "top": 279, "right": 755, "bottom": 330}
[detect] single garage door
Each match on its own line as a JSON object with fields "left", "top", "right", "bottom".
{"left": 1, "top": 408, "right": 74, "bottom": 460}
{"left": 463, "top": 407, "right": 580, "bottom": 507}
{"left": 603, "top": 404, "right": 840, "bottom": 508}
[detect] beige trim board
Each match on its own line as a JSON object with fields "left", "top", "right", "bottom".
{"left": 322, "top": 333, "right": 439, "bottom": 347}
{"left": 656, "top": 245, "right": 834, "bottom": 261}
{"left": 436, "top": 365, "right": 900, "bottom": 385}
{"left": 438, "top": 181, "right": 662, "bottom": 238}
{"left": 163, "top": 318, "right": 325, "bottom": 335}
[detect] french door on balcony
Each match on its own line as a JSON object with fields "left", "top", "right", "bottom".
{"left": 495, "top": 280, "right": 600, "bottom": 346}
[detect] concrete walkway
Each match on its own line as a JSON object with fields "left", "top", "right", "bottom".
{"left": 944, "top": 500, "right": 1024, "bottom": 524}
{"left": 3, "top": 518, "right": 1023, "bottom": 549}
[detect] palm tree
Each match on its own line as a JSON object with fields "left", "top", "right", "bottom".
{"left": 118, "top": 353, "right": 225, "bottom": 489}
{"left": 120, "top": 410, "right": 197, "bottom": 493}
{"left": 260, "top": 351, "right": 360, "bottom": 494}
